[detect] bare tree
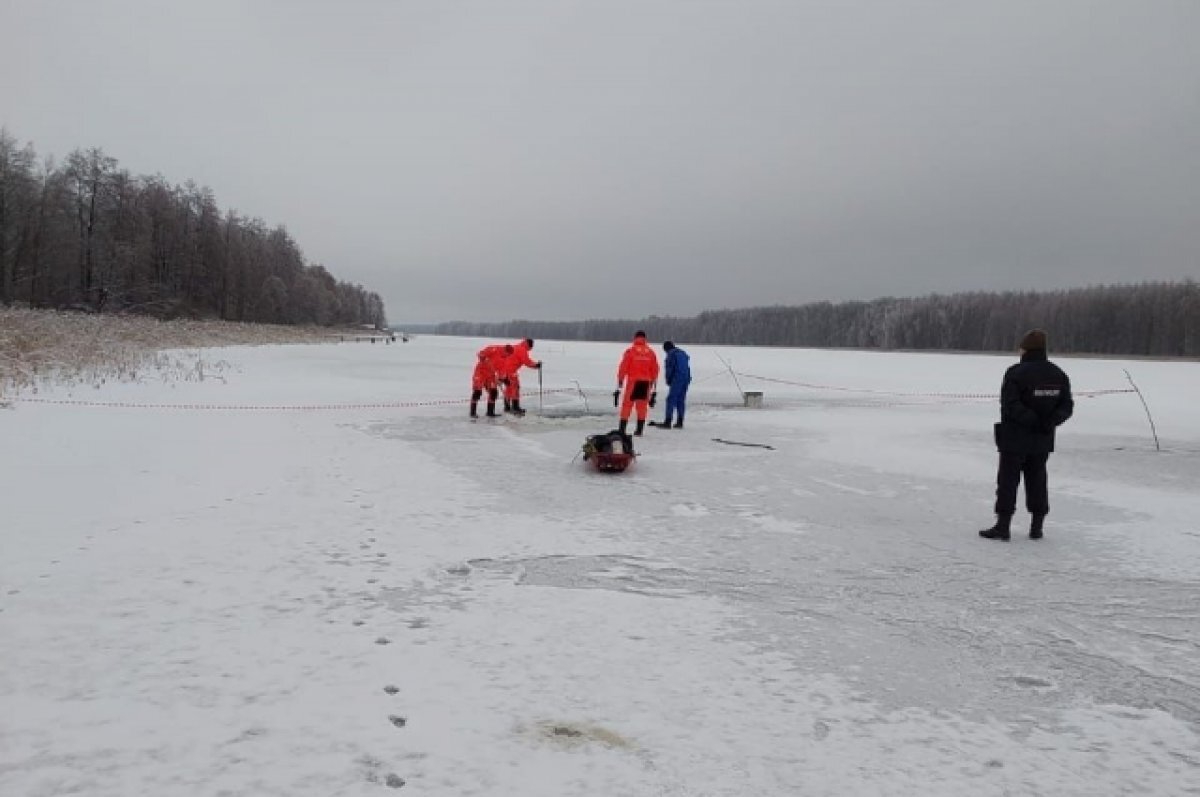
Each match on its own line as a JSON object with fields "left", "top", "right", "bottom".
{"left": 0, "top": 130, "right": 387, "bottom": 327}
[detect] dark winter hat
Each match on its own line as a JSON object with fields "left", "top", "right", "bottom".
{"left": 524, "top": 338, "right": 534, "bottom": 349}
{"left": 634, "top": 330, "right": 647, "bottom": 340}
{"left": 663, "top": 341, "right": 675, "bottom": 351}
{"left": 1019, "top": 329, "right": 1047, "bottom": 351}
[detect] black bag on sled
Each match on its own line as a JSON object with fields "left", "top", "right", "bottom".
{"left": 581, "top": 429, "right": 636, "bottom": 472}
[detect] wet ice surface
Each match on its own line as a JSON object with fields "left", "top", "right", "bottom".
{"left": 2, "top": 337, "right": 1199, "bottom": 796}
{"left": 389, "top": 404, "right": 1200, "bottom": 724}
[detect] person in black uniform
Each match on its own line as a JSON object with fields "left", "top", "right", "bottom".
{"left": 979, "top": 329, "right": 1074, "bottom": 541}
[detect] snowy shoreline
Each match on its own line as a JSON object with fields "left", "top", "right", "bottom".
{"left": 0, "top": 307, "right": 336, "bottom": 397}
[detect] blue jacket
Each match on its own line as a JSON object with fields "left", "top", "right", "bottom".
{"left": 665, "top": 347, "right": 691, "bottom": 386}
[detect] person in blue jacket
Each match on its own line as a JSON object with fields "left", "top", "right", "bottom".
{"left": 651, "top": 341, "right": 691, "bottom": 429}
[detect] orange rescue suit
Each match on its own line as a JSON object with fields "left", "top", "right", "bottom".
{"left": 617, "top": 335, "right": 660, "bottom": 422}
{"left": 473, "top": 344, "right": 510, "bottom": 391}
{"left": 502, "top": 339, "right": 538, "bottom": 401}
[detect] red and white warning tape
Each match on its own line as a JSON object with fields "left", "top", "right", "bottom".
{"left": 4, "top": 379, "right": 1134, "bottom": 412}
{"left": 7, "top": 388, "right": 581, "bottom": 412}
{"left": 733, "top": 371, "right": 1135, "bottom": 400}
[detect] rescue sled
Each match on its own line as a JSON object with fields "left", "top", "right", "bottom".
{"left": 581, "top": 430, "right": 636, "bottom": 473}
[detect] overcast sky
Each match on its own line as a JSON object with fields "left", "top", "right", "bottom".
{"left": 2, "top": 1, "right": 1197, "bottom": 323}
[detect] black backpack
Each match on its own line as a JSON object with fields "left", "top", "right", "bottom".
{"left": 582, "top": 429, "right": 635, "bottom": 459}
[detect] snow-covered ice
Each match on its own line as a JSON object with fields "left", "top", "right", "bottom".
{"left": 2, "top": 336, "right": 1198, "bottom": 796}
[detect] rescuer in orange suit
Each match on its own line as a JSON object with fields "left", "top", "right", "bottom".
{"left": 470, "top": 343, "right": 512, "bottom": 418}
{"left": 615, "top": 330, "right": 660, "bottom": 436}
{"left": 501, "top": 338, "right": 542, "bottom": 416}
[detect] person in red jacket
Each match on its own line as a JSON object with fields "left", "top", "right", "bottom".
{"left": 470, "top": 343, "right": 512, "bottom": 418}
{"left": 501, "top": 338, "right": 542, "bottom": 416}
{"left": 615, "top": 330, "right": 660, "bottom": 436}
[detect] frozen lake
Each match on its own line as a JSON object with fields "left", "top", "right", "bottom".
{"left": 2, "top": 335, "right": 1198, "bottom": 796}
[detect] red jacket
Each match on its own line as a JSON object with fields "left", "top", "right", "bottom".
{"left": 505, "top": 340, "right": 538, "bottom": 374}
{"left": 478, "top": 344, "right": 512, "bottom": 374}
{"left": 617, "top": 336, "right": 659, "bottom": 386}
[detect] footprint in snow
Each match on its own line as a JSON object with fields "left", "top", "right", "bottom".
{"left": 358, "top": 755, "right": 390, "bottom": 786}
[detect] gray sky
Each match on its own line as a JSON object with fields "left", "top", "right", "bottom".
{"left": 3, "top": 0, "right": 1198, "bottom": 323}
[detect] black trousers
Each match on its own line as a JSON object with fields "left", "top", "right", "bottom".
{"left": 994, "top": 452, "right": 1050, "bottom": 516}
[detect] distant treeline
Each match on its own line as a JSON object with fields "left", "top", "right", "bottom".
{"left": 437, "top": 281, "right": 1200, "bottom": 357}
{"left": 0, "top": 129, "right": 386, "bottom": 327}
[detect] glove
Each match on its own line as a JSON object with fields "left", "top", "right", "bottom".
{"left": 613, "top": 390, "right": 620, "bottom": 407}
{"left": 649, "top": 391, "right": 657, "bottom": 408}
{"left": 535, "top": 361, "right": 543, "bottom": 369}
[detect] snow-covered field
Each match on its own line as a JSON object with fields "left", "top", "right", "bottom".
{"left": 2, "top": 335, "right": 1198, "bottom": 796}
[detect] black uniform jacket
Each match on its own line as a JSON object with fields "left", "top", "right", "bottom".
{"left": 994, "top": 350, "right": 1074, "bottom": 455}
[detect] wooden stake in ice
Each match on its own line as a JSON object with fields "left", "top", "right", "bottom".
{"left": 1123, "top": 369, "right": 1161, "bottom": 452}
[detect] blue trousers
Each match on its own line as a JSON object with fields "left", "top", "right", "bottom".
{"left": 664, "top": 382, "right": 690, "bottom": 425}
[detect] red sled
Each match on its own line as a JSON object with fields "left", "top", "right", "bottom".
{"left": 581, "top": 430, "right": 637, "bottom": 473}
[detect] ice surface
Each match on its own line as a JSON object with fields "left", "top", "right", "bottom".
{"left": 2, "top": 336, "right": 1198, "bottom": 796}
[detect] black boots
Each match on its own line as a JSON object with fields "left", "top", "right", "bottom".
{"left": 616, "top": 417, "right": 647, "bottom": 436}
{"left": 510, "top": 400, "right": 525, "bottom": 416}
{"left": 472, "top": 388, "right": 498, "bottom": 418}
{"left": 673, "top": 420, "right": 683, "bottom": 429}
{"left": 979, "top": 513, "right": 1013, "bottom": 541}
{"left": 979, "top": 514, "right": 1045, "bottom": 541}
